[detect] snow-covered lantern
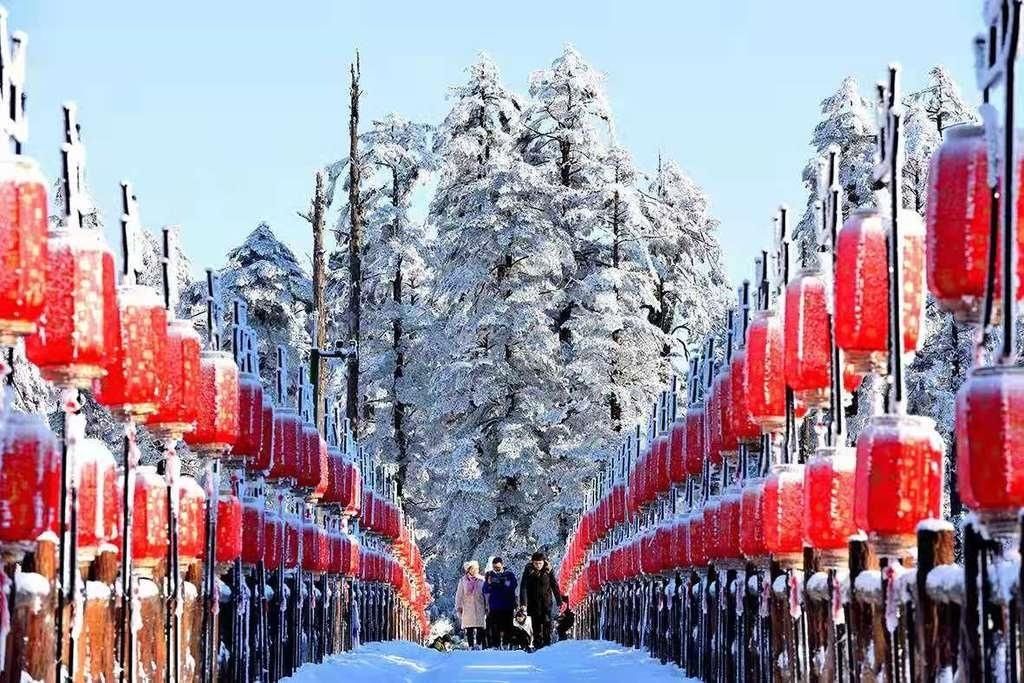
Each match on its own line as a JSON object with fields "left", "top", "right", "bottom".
{"left": 803, "top": 446, "right": 857, "bottom": 567}
{"left": 704, "top": 376, "right": 724, "bottom": 465}
{"left": 340, "top": 532, "right": 361, "bottom": 578}
{"left": 296, "top": 424, "right": 328, "bottom": 498}
{"left": 739, "top": 477, "right": 767, "bottom": 562}
{"left": 230, "top": 370, "right": 265, "bottom": 464}
{"left": 177, "top": 476, "right": 206, "bottom": 562}
{"left": 744, "top": 309, "right": 785, "bottom": 433}
{"left": 926, "top": 124, "right": 1024, "bottom": 322}
{"left": 854, "top": 414, "right": 944, "bottom": 556}
{"left": 268, "top": 408, "right": 301, "bottom": 483}
{"left": 183, "top": 350, "right": 240, "bottom": 455}
{"left": 0, "top": 411, "right": 60, "bottom": 559}
{"left": 0, "top": 156, "right": 48, "bottom": 346}
{"left": 262, "top": 510, "right": 283, "bottom": 571}
{"left": 148, "top": 319, "right": 202, "bottom": 440}
{"left": 94, "top": 285, "right": 168, "bottom": 421}
{"left": 132, "top": 465, "right": 169, "bottom": 574}
{"left": 342, "top": 459, "right": 362, "bottom": 518}
{"left": 608, "top": 479, "right": 626, "bottom": 530}
{"left": 688, "top": 508, "right": 707, "bottom": 568}
{"left": 716, "top": 367, "right": 738, "bottom": 459}
{"left": 651, "top": 425, "right": 671, "bottom": 499}
{"left": 25, "top": 228, "right": 116, "bottom": 388}
{"left": 671, "top": 514, "right": 689, "bottom": 569}
{"left": 248, "top": 396, "right": 275, "bottom": 476}
{"left": 763, "top": 463, "right": 805, "bottom": 566}
{"left": 639, "top": 526, "right": 658, "bottom": 575}
{"left": 240, "top": 498, "right": 265, "bottom": 567}
{"left": 684, "top": 404, "right": 705, "bottom": 479}
{"left": 215, "top": 493, "right": 243, "bottom": 565}
{"left": 302, "top": 522, "right": 330, "bottom": 574}
{"left": 784, "top": 269, "right": 831, "bottom": 407}
{"left": 730, "top": 350, "right": 760, "bottom": 444}
{"left": 669, "top": 409, "right": 687, "bottom": 487}
{"left": 283, "top": 514, "right": 300, "bottom": 569}
{"left": 835, "top": 208, "right": 925, "bottom": 374}
{"left": 76, "top": 438, "right": 120, "bottom": 563}
{"left": 719, "top": 484, "right": 742, "bottom": 564}
{"left": 956, "top": 366, "right": 1024, "bottom": 539}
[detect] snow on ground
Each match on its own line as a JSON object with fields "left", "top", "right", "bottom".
{"left": 284, "top": 640, "right": 698, "bottom": 682}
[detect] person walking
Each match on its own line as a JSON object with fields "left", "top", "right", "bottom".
{"left": 455, "top": 560, "right": 487, "bottom": 649}
{"left": 519, "top": 551, "right": 565, "bottom": 650}
{"left": 482, "top": 557, "right": 518, "bottom": 648}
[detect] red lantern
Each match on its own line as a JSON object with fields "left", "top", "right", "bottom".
{"left": 703, "top": 496, "right": 721, "bottom": 563}
{"left": 284, "top": 515, "right": 300, "bottom": 569}
{"left": 730, "top": 350, "right": 760, "bottom": 444}
{"left": 762, "top": 463, "right": 805, "bottom": 565}
{"left": 705, "top": 378, "right": 723, "bottom": 465}
{"left": 803, "top": 446, "right": 857, "bottom": 567}
{"left": 854, "top": 414, "right": 944, "bottom": 556}
{"left": 717, "top": 365, "right": 738, "bottom": 459}
{"left": 745, "top": 310, "right": 785, "bottom": 432}
{"left": 76, "top": 438, "right": 119, "bottom": 562}
{"left": 340, "top": 532, "right": 361, "bottom": 577}
{"left": 672, "top": 515, "right": 690, "bottom": 569}
{"left": 230, "top": 371, "right": 265, "bottom": 463}
{"left": 178, "top": 476, "right": 206, "bottom": 562}
{"left": 684, "top": 405, "right": 705, "bottom": 477}
{"left": 263, "top": 511, "right": 283, "bottom": 570}
{"left": 132, "top": 465, "right": 169, "bottom": 573}
{"left": 0, "top": 157, "right": 48, "bottom": 346}
{"left": 240, "top": 499, "right": 265, "bottom": 566}
{"left": 784, "top": 269, "right": 831, "bottom": 407}
{"left": 739, "top": 477, "right": 767, "bottom": 562}
{"left": 668, "top": 414, "right": 687, "bottom": 487}
{"left": 268, "top": 408, "right": 301, "bottom": 482}
{"left": 0, "top": 411, "right": 60, "bottom": 557}
{"left": 719, "top": 486, "right": 741, "bottom": 564}
{"left": 688, "top": 510, "right": 707, "bottom": 567}
{"left": 216, "top": 493, "right": 243, "bottom": 564}
{"left": 926, "top": 124, "right": 1024, "bottom": 322}
{"left": 184, "top": 350, "right": 240, "bottom": 454}
{"left": 94, "top": 285, "right": 168, "bottom": 421}
{"left": 303, "top": 522, "right": 331, "bottom": 573}
{"left": 835, "top": 208, "right": 925, "bottom": 374}
{"left": 25, "top": 228, "right": 116, "bottom": 388}
{"left": 248, "top": 396, "right": 275, "bottom": 475}
{"left": 148, "top": 319, "right": 202, "bottom": 440}
{"left": 651, "top": 428, "right": 671, "bottom": 498}
{"left": 956, "top": 366, "right": 1024, "bottom": 536}
{"left": 297, "top": 424, "right": 328, "bottom": 497}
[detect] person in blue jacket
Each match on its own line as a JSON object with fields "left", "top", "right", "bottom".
{"left": 482, "top": 557, "right": 518, "bottom": 648}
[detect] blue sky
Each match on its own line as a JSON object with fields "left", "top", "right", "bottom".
{"left": 18, "top": 1, "right": 977, "bottom": 286}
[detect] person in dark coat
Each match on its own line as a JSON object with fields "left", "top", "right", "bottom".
{"left": 519, "top": 551, "right": 565, "bottom": 650}
{"left": 482, "top": 557, "right": 518, "bottom": 648}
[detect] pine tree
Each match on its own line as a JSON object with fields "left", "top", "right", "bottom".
{"left": 180, "top": 222, "right": 313, "bottom": 403}
{"left": 415, "top": 56, "right": 574, "bottom": 593}
{"left": 793, "top": 77, "right": 877, "bottom": 257}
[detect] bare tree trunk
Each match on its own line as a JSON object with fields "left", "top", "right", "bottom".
{"left": 301, "top": 171, "right": 329, "bottom": 429}
{"left": 609, "top": 186, "right": 623, "bottom": 429}
{"left": 347, "top": 53, "right": 363, "bottom": 434}
{"left": 391, "top": 167, "right": 410, "bottom": 491}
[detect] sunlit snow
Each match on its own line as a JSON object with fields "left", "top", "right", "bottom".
{"left": 284, "top": 639, "right": 698, "bottom": 682}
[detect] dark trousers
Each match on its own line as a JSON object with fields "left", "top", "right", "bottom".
{"left": 534, "top": 620, "right": 553, "bottom": 649}
{"left": 465, "top": 626, "right": 484, "bottom": 648}
{"left": 487, "top": 609, "right": 512, "bottom": 648}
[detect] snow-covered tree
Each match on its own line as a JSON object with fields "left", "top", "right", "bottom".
{"left": 181, "top": 222, "right": 313, "bottom": 402}
{"left": 414, "top": 55, "right": 576, "bottom": 597}
{"left": 793, "top": 77, "right": 877, "bottom": 257}
{"left": 642, "top": 157, "right": 729, "bottom": 362}
{"left": 349, "top": 114, "right": 435, "bottom": 489}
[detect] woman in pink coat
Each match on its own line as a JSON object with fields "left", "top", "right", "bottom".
{"left": 455, "top": 560, "right": 488, "bottom": 649}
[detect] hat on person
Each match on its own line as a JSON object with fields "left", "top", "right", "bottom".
{"left": 531, "top": 551, "right": 546, "bottom": 562}
{"left": 463, "top": 560, "right": 479, "bottom": 573}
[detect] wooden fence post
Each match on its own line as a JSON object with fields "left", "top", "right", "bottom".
{"left": 915, "top": 521, "right": 956, "bottom": 682}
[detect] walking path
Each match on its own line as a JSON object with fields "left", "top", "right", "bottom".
{"left": 284, "top": 639, "right": 696, "bottom": 682}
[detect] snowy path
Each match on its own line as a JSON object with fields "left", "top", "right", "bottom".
{"left": 283, "top": 640, "right": 697, "bottom": 682}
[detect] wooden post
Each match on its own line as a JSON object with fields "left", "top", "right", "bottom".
{"left": 848, "top": 536, "right": 880, "bottom": 680}
{"left": 915, "top": 522, "right": 956, "bottom": 682}
{"left": 7, "top": 539, "right": 58, "bottom": 682}
{"left": 804, "top": 548, "right": 832, "bottom": 683}
{"left": 137, "top": 575, "right": 166, "bottom": 683}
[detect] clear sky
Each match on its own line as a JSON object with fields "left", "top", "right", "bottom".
{"left": 17, "top": 1, "right": 978, "bottom": 286}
